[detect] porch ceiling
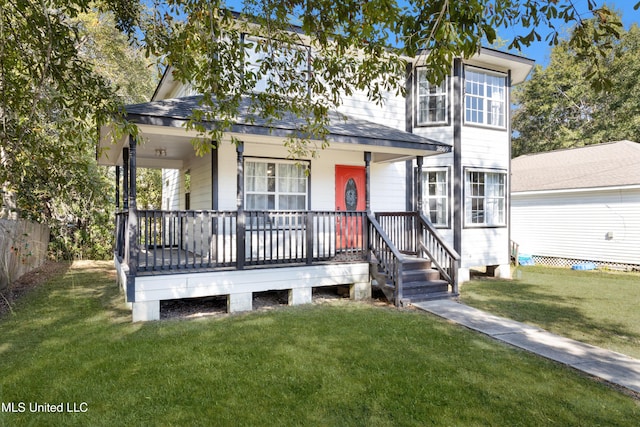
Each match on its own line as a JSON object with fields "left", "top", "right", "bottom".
{"left": 98, "top": 95, "right": 451, "bottom": 167}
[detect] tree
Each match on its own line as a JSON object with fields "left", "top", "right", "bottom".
{"left": 0, "top": 0, "right": 140, "bottom": 219}
{"left": 141, "top": 0, "right": 628, "bottom": 157}
{"left": 512, "top": 19, "right": 640, "bottom": 157}
{"left": 0, "top": 2, "right": 155, "bottom": 259}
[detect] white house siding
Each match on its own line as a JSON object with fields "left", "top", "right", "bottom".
{"left": 161, "top": 169, "right": 181, "bottom": 210}
{"left": 369, "top": 161, "right": 406, "bottom": 212}
{"left": 512, "top": 188, "right": 640, "bottom": 266}
{"left": 337, "top": 89, "right": 405, "bottom": 131}
{"left": 460, "top": 126, "right": 510, "bottom": 168}
{"left": 185, "top": 152, "right": 212, "bottom": 210}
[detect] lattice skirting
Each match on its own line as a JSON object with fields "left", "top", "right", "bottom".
{"left": 531, "top": 255, "right": 640, "bottom": 272}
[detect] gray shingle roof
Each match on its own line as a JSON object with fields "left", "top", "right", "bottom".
{"left": 124, "top": 95, "right": 451, "bottom": 152}
{"left": 511, "top": 141, "right": 640, "bottom": 192}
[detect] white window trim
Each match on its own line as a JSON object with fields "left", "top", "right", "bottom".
{"left": 420, "top": 167, "right": 450, "bottom": 228}
{"left": 464, "top": 168, "right": 507, "bottom": 228}
{"left": 463, "top": 66, "right": 507, "bottom": 129}
{"left": 244, "top": 158, "right": 309, "bottom": 211}
{"left": 415, "top": 68, "right": 449, "bottom": 126}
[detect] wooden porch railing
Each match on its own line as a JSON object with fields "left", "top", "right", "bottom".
{"left": 416, "top": 212, "right": 460, "bottom": 295}
{"left": 376, "top": 212, "right": 460, "bottom": 295}
{"left": 115, "top": 210, "right": 368, "bottom": 273}
{"left": 367, "top": 212, "right": 405, "bottom": 303}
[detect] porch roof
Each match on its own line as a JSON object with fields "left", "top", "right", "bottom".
{"left": 122, "top": 95, "right": 451, "bottom": 153}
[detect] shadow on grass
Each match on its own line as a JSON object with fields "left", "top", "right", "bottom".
{"left": 462, "top": 275, "right": 640, "bottom": 357}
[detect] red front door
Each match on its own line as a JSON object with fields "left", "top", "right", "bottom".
{"left": 335, "top": 165, "right": 366, "bottom": 249}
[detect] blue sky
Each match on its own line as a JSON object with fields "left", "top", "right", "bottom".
{"left": 501, "top": 1, "right": 640, "bottom": 66}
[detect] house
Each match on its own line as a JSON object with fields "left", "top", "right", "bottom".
{"left": 511, "top": 141, "right": 640, "bottom": 270}
{"left": 98, "top": 25, "right": 534, "bottom": 321}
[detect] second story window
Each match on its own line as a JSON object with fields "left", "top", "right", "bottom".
{"left": 416, "top": 68, "right": 448, "bottom": 126}
{"left": 245, "top": 37, "right": 310, "bottom": 94}
{"left": 464, "top": 68, "right": 506, "bottom": 128}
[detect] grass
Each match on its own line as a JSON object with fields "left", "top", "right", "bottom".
{"left": 0, "top": 261, "right": 637, "bottom": 426}
{"left": 462, "top": 265, "right": 640, "bottom": 360}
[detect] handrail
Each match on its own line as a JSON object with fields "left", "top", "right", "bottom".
{"left": 119, "top": 209, "right": 368, "bottom": 273}
{"left": 416, "top": 212, "right": 460, "bottom": 295}
{"left": 367, "top": 212, "right": 405, "bottom": 304}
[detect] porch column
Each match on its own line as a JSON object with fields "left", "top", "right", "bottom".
{"left": 126, "top": 135, "right": 138, "bottom": 303}
{"left": 236, "top": 142, "right": 245, "bottom": 270}
{"left": 416, "top": 156, "right": 423, "bottom": 213}
{"left": 115, "top": 166, "right": 120, "bottom": 210}
{"left": 114, "top": 165, "right": 121, "bottom": 259}
{"left": 364, "top": 151, "right": 371, "bottom": 212}
{"left": 122, "top": 147, "right": 129, "bottom": 209}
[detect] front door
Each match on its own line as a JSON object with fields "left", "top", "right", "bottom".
{"left": 335, "top": 165, "right": 366, "bottom": 249}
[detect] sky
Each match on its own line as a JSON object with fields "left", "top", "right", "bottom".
{"left": 497, "top": 1, "right": 639, "bottom": 66}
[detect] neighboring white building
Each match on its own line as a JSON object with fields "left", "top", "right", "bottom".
{"left": 511, "top": 141, "right": 640, "bottom": 269}
{"left": 98, "top": 24, "right": 533, "bottom": 321}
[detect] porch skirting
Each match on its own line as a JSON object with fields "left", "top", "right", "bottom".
{"left": 116, "top": 257, "right": 370, "bottom": 321}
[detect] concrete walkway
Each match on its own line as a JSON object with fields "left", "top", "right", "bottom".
{"left": 413, "top": 300, "right": 640, "bottom": 395}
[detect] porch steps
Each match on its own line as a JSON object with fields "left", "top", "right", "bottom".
{"left": 370, "top": 255, "right": 454, "bottom": 306}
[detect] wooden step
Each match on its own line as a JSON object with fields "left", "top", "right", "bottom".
{"left": 370, "top": 255, "right": 454, "bottom": 306}
{"left": 402, "top": 279, "right": 449, "bottom": 296}
{"left": 402, "top": 268, "right": 440, "bottom": 283}
{"left": 402, "top": 256, "right": 432, "bottom": 271}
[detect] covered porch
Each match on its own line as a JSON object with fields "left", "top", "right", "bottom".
{"left": 99, "top": 96, "right": 459, "bottom": 321}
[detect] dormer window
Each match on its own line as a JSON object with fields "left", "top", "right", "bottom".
{"left": 415, "top": 68, "right": 448, "bottom": 126}
{"left": 464, "top": 67, "right": 507, "bottom": 128}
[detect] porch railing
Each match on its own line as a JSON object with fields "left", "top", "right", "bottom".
{"left": 367, "top": 212, "right": 405, "bottom": 303}
{"left": 376, "top": 212, "right": 460, "bottom": 295}
{"left": 116, "top": 209, "right": 368, "bottom": 273}
{"left": 416, "top": 212, "right": 460, "bottom": 295}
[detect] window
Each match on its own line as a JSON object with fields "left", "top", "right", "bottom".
{"left": 245, "top": 37, "right": 310, "bottom": 94}
{"left": 421, "top": 168, "right": 449, "bottom": 227}
{"left": 464, "top": 68, "right": 506, "bottom": 128}
{"left": 416, "top": 68, "right": 448, "bottom": 125}
{"left": 465, "top": 170, "right": 506, "bottom": 226}
{"left": 245, "top": 160, "right": 308, "bottom": 210}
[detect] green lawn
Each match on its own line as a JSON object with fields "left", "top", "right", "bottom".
{"left": 0, "top": 261, "right": 638, "bottom": 426}
{"left": 462, "top": 265, "right": 640, "bottom": 360}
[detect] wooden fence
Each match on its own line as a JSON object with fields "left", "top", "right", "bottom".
{"left": 0, "top": 219, "right": 50, "bottom": 291}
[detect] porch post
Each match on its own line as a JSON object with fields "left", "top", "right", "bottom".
{"left": 114, "top": 165, "right": 121, "bottom": 259}
{"left": 115, "top": 166, "right": 120, "bottom": 210}
{"left": 416, "top": 156, "right": 423, "bottom": 213}
{"left": 236, "top": 142, "right": 245, "bottom": 270}
{"left": 126, "top": 135, "right": 138, "bottom": 302}
{"left": 122, "top": 147, "right": 129, "bottom": 210}
{"left": 364, "top": 151, "right": 371, "bottom": 212}
{"left": 364, "top": 151, "right": 371, "bottom": 262}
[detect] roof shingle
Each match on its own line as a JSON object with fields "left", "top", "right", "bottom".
{"left": 511, "top": 141, "right": 640, "bottom": 192}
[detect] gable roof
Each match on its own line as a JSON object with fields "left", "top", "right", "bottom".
{"left": 511, "top": 140, "right": 640, "bottom": 193}
{"left": 124, "top": 95, "right": 451, "bottom": 153}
